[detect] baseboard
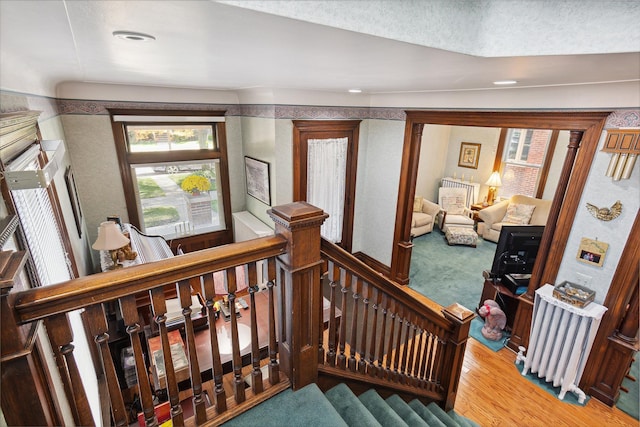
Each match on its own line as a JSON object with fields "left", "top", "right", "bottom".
{"left": 353, "top": 252, "right": 391, "bottom": 277}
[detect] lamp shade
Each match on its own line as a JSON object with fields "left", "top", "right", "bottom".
{"left": 92, "top": 221, "right": 130, "bottom": 251}
{"left": 485, "top": 171, "right": 503, "bottom": 187}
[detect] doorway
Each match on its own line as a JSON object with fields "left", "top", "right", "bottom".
{"left": 292, "top": 120, "right": 361, "bottom": 251}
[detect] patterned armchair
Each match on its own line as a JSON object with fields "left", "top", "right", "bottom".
{"left": 436, "top": 187, "right": 474, "bottom": 232}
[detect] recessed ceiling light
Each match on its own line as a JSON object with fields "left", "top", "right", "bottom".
{"left": 113, "top": 31, "right": 156, "bottom": 42}
{"left": 493, "top": 80, "right": 518, "bottom": 85}
{"left": 348, "top": 89, "right": 362, "bottom": 93}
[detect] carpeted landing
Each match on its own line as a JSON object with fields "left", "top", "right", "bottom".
{"left": 222, "top": 383, "right": 480, "bottom": 427}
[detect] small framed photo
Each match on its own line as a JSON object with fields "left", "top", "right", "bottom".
{"left": 244, "top": 156, "right": 271, "bottom": 205}
{"left": 458, "top": 142, "right": 481, "bottom": 169}
{"left": 64, "top": 166, "right": 83, "bottom": 238}
{"left": 576, "top": 237, "right": 608, "bottom": 267}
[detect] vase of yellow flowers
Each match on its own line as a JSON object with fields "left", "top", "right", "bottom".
{"left": 181, "top": 174, "right": 211, "bottom": 196}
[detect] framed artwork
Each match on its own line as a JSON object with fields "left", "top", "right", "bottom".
{"left": 64, "top": 166, "right": 83, "bottom": 238}
{"left": 576, "top": 237, "right": 608, "bottom": 267}
{"left": 458, "top": 142, "right": 481, "bottom": 169}
{"left": 244, "top": 156, "right": 271, "bottom": 205}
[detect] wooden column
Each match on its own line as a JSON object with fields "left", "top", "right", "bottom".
{"left": 268, "top": 202, "right": 327, "bottom": 390}
{"left": 509, "top": 130, "right": 584, "bottom": 351}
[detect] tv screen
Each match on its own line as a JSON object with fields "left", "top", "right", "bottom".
{"left": 490, "top": 225, "right": 545, "bottom": 278}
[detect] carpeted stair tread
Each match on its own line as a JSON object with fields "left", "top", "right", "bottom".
{"left": 221, "top": 383, "right": 347, "bottom": 427}
{"left": 358, "top": 389, "right": 409, "bottom": 427}
{"left": 385, "top": 394, "right": 429, "bottom": 426}
{"left": 325, "top": 384, "right": 382, "bottom": 427}
{"left": 448, "top": 411, "right": 472, "bottom": 427}
{"left": 408, "top": 400, "right": 447, "bottom": 427}
{"left": 427, "top": 402, "right": 460, "bottom": 427}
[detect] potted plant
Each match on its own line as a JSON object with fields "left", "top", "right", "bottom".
{"left": 181, "top": 174, "right": 210, "bottom": 196}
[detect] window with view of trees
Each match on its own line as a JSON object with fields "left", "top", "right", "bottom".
{"left": 109, "top": 110, "right": 232, "bottom": 244}
{"left": 499, "top": 128, "right": 554, "bottom": 199}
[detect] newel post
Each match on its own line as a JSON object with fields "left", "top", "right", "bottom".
{"left": 268, "top": 202, "right": 328, "bottom": 390}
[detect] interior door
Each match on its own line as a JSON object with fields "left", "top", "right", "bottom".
{"left": 292, "top": 120, "right": 360, "bottom": 251}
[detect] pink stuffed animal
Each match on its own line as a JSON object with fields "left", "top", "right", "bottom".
{"left": 478, "top": 299, "right": 506, "bottom": 341}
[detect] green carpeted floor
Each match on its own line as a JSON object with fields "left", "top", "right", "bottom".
{"left": 408, "top": 229, "right": 496, "bottom": 311}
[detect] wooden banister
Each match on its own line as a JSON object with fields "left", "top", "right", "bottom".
{"left": 319, "top": 238, "right": 473, "bottom": 410}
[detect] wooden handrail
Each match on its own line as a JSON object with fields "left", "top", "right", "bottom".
{"left": 321, "top": 239, "right": 457, "bottom": 330}
{"left": 12, "top": 235, "right": 287, "bottom": 323}
{"left": 320, "top": 238, "right": 473, "bottom": 410}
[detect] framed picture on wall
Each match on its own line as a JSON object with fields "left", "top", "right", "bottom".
{"left": 458, "top": 142, "right": 481, "bottom": 169}
{"left": 244, "top": 156, "right": 271, "bottom": 205}
{"left": 64, "top": 166, "right": 83, "bottom": 238}
{"left": 576, "top": 237, "right": 608, "bottom": 267}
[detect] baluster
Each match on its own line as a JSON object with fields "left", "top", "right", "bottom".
{"left": 201, "top": 273, "right": 227, "bottom": 414}
{"left": 150, "top": 287, "right": 185, "bottom": 424}
{"left": 413, "top": 326, "right": 425, "bottom": 387}
{"left": 119, "top": 295, "right": 158, "bottom": 427}
{"left": 84, "top": 304, "right": 128, "bottom": 426}
{"left": 179, "top": 279, "right": 206, "bottom": 424}
{"left": 358, "top": 281, "right": 370, "bottom": 374}
{"left": 348, "top": 276, "right": 361, "bottom": 372}
{"left": 266, "top": 257, "right": 280, "bottom": 384}
{"left": 392, "top": 306, "right": 404, "bottom": 382}
{"left": 43, "top": 314, "right": 93, "bottom": 426}
{"left": 376, "top": 294, "right": 389, "bottom": 378}
{"left": 318, "top": 268, "right": 325, "bottom": 364}
{"left": 326, "top": 261, "right": 340, "bottom": 366}
{"left": 226, "top": 267, "right": 245, "bottom": 404}
{"left": 424, "top": 332, "right": 437, "bottom": 386}
{"left": 337, "top": 269, "right": 350, "bottom": 369}
{"left": 433, "top": 335, "right": 446, "bottom": 387}
{"left": 367, "top": 288, "right": 381, "bottom": 377}
{"left": 247, "top": 261, "right": 264, "bottom": 394}
{"left": 384, "top": 300, "right": 396, "bottom": 380}
{"left": 403, "top": 313, "right": 417, "bottom": 385}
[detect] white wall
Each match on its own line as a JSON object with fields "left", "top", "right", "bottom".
{"left": 556, "top": 130, "right": 640, "bottom": 305}
{"left": 416, "top": 124, "right": 450, "bottom": 202}
{"left": 352, "top": 119, "right": 405, "bottom": 264}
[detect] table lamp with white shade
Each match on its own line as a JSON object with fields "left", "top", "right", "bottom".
{"left": 485, "top": 171, "right": 503, "bottom": 205}
{"left": 92, "top": 221, "right": 130, "bottom": 269}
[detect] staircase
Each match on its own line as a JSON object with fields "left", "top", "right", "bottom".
{"left": 222, "top": 383, "right": 480, "bottom": 427}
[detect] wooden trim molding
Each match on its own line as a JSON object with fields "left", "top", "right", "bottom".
{"left": 292, "top": 120, "right": 361, "bottom": 252}
{"left": 390, "top": 110, "right": 610, "bottom": 347}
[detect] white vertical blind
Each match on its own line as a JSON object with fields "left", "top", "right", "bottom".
{"left": 307, "top": 137, "right": 347, "bottom": 243}
{"left": 12, "top": 187, "right": 71, "bottom": 285}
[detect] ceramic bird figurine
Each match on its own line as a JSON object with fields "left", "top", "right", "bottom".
{"left": 586, "top": 200, "right": 622, "bottom": 221}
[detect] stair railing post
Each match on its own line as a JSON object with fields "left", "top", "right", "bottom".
{"left": 268, "top": 202, "right": 328, "bottom": 390}
{"left": 441, "top": 307, "right": 474, "bottom": 412}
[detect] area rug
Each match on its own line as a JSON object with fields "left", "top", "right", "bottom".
{"left": 468, "top": 317, "right": 509, "bottom": 352}
{"left": 514, "top": 362, "right": 588, "bottom": 406}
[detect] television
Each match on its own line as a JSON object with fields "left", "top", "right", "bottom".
{"left": 490, "top": 225, "right": 545, "bottom": 284}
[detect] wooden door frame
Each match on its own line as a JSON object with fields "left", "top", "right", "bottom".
{"left": 390, "top": 110, "right": 610, "bottom": 351}
{"left": 292, "top": 120, "right": 361, "bottom": 252}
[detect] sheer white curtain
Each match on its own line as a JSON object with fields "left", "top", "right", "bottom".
{"left": 307, "top": 137, "right": 347, "bottom": 243}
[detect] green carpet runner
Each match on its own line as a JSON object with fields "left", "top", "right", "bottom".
{"left": 222, "top": 383, "right": 479, "bottom": 426}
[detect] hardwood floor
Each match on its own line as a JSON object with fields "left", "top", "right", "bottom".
{"left": 455, "top": 338, "right": 637, "bottom": 426}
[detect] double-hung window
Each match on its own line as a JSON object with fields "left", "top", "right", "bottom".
{"left": 499, "top": 128, "right": 554, "bottom": 199}
{"left": 109, "top": 110, "right": 232, "bottom": 245}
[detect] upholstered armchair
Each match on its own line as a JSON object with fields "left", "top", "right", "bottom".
{"left": 411, "top": 196, "right": 440, "bottom": 237}
{"left": 477, "top": 194, "right": 552, "bottom": 242}
{"left": 436, "top": 187, "right": 474, "bottom": 232}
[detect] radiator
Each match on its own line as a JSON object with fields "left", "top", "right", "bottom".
{"left": 441, "top": 177, "right": 479, "bottom": 207}
{"left": 518, "top": 284, "right": 607, "bottom": 403}
{"left": 232, "top": 211, "right": 274, "bottom": 289}
{"left": 232, "top": 211, "right": 273, "bottom": 242}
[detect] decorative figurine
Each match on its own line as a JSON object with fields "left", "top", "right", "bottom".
{"left": 478, "top": 299, "right": 507, "bottom": 341}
